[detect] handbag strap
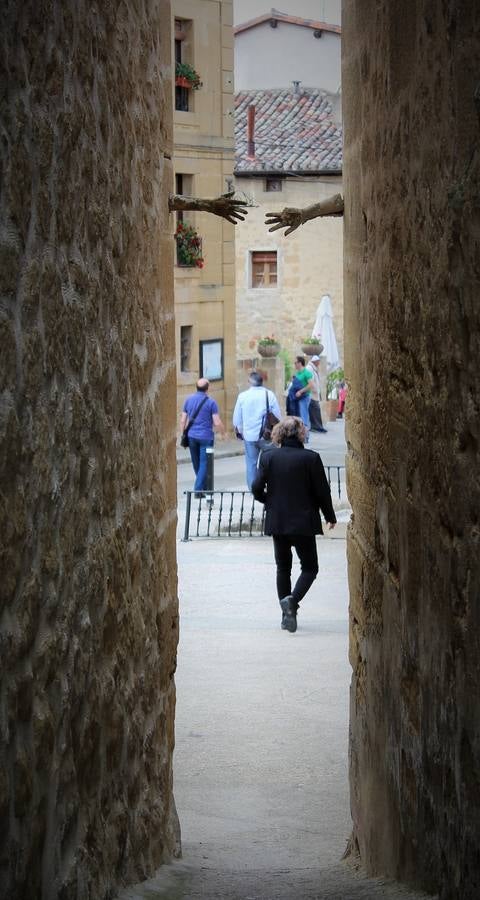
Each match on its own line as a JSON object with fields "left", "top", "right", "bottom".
{"left": 185, "top": 395, "right": 208, "bottom": 433}
{"left": 259, "top": 389, "right": 271, "bottom": 440}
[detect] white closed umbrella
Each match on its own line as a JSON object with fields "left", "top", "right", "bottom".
{"left": 312, "top": 294, "right": 339, "bottom": 370}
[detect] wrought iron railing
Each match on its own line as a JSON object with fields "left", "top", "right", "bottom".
{"left": 181, "top": 465, "right": 346, "bottom": 541}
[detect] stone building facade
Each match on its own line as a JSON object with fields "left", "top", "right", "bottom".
{"left": 234, "top": 85, "right": 343, "bottom": 373}
{"left": 343, "top": 2, "right": 480, "bottom": 897}
{"left": 234, "top": 171, "right": 344, "bottom": 367}
{"left": 173, "top": 0, "right": 237, "bottom": 425}
{"left": 0, "top": 3, "right": 179, "bottom": 898}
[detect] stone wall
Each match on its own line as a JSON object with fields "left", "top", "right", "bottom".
{"left": 343, "top": 2, "right": 480, "bottom": 897}
{"left": 0, "top": 3, "right": 179, "bottom": 898}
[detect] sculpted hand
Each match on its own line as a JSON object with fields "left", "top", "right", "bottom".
{"left": 208, "top": 191, "right": 249, "bottom": 224}
{"left": 265, "top": 207, "right": 303, "bottom": 236}
{"left": 169, "top": 191, "right": 248, "bottom": 224}
{"left": 265, "top": 195, "right": 344, "bottom": 236}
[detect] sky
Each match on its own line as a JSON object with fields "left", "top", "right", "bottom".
{"left": 233, "top": 1, "right": 341, "bottom": 27}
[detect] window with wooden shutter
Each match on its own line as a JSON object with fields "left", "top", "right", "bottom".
{"left": 251, "top": 251, "right": 278, "bottom": 288}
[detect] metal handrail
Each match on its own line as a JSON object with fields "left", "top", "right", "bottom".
{"left": 181, "top": 466, "right": 346, "bottom": 541}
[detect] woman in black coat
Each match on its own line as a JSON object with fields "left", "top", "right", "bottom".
{"left": 251, "top": 416, "right": 336, "bottom": 632}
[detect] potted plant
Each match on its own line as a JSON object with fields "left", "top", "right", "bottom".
{"left": 175, "top": 221, "right": 204, "bottom": 268}
{"left": 257, "top": 336, "right": 281, "bottom": 357}
{"left": 175, "top": 62, "right": 202, "bottom": 90}
{"left": 301, "top": 337, "right": 324, "bottom": 356}
{"left": 325, "top": 367, "right": 344, "bottom": 420}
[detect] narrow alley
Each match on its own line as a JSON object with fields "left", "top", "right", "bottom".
{"left": 119, "top": 432, "right": 436, "bottom": 900}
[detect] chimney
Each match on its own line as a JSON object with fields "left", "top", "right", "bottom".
{"left": 247, "top": 104, "right": 256, "bottom": 158}
{"left": 292, "top": 80, "right": 301, "bottom": 95}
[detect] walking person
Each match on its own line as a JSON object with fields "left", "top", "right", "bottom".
{"left": 293, "top": 356, "right": 314, "bottom": 439}
{"left": 306, "top": 355, "right": 327, "bottom": 433}
{"left": 180, "top": 379, "right": 225, "bottom": 497}
{"left": 232, "top": 371, "right": 282, "bottom": 490}
{"left": 252, "top": 416, "right": 336, "bottom": 633}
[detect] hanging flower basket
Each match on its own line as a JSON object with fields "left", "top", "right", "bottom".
{"left": 175, "top": 221, "right": 204, "bottom": 268}
{"left": 257, "top": 337, "right": 280, "bottom": 357}
{"left": 301, "top": 339, "right": 323, "bottom": 356}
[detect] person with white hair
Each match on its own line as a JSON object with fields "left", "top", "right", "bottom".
{"left": 306, "top": 355, "right": 327, "bottom": 433}
{"left": 232, "top": 371, "right": 282, "bottom": 490}
{"left": 252, "top": 416, "right": 336, "bottom": 633}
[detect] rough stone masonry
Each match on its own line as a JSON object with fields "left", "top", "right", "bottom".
{"left": 343, "top": 2, "right": 480, "bottom": 898}
{"left": 0, "top": 2, "right": 180, "bottom": 898}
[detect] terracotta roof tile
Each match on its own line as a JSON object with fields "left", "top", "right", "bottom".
{"left": 234, "top": 10, "right": 341, "bottom": 36}
{"left": 235, "top": 88, "right": 342, "bottom": 174}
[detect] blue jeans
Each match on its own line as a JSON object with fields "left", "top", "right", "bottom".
{"left": 188, "top": 437, "right": 214, "bottom": 491}
{"left": 298, "top": 395, "right": 310, "bottom": 428}
{"left": 244, "top": 438, "right": 270, "bottom": 491}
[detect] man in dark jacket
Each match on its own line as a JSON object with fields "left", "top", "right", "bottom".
{"left": 251, "top": 416, "right": 336, "bottom": 632}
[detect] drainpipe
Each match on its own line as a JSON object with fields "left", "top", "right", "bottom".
{"left": 247, "top": 104, "right": 255, "bottom": 158}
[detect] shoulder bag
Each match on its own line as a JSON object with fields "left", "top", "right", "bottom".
{"left": 259, "top": 389, "right": 279, "bottom": 441}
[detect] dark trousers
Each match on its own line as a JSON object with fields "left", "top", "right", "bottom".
{"left": 309, "top": 398, "right": 325, "bottom": 430}
{"left": 272, "top": 535, "right": 319, "bottom": 607}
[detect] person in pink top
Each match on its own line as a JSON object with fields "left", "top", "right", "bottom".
{"left": 337, "top": 382, "right": 347, "bottom": 418}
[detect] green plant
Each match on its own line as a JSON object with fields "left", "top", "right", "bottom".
{"left": 302, "top": 336, "right": 322, "bottom": 344}
{"left": 257, "top": 336, "right": 279, "bottom": 346}
{"left": 175, "top": 61, "right": 202, "bottom": 89}
{"left": 326, "top": 367, "right": 345, "bottom": 399}
{"left": 175, "top": 221, "right": 204, "bottom": 267}
{"left": 278, "top": 347, "right": 293, "bottom": 387}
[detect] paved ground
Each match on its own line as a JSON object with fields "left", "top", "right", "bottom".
{"left": 120, "top": 425, "right": 436, "bottom": 899}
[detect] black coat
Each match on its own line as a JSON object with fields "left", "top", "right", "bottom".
{"left": 251, "top": 438, "right": 337, "bottom": 536}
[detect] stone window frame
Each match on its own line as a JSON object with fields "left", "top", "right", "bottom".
{"left": 247, "top": 249, "right": 280, "bottom": 290}
{"left": 265, "top": 177, "right": 283, "bottom": 193}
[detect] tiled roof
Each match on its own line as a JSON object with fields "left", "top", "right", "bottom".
{"left": 234, "top": 10, "right": 341, "bottom": 36}
{"left": 235, "top": 88, "right": 342, "bottom": 174}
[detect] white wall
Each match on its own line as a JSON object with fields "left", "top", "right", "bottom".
{"left": 235, "top": 23, "right": 341, "bottom": 93}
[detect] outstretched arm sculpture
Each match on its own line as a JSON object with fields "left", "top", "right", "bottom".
{"left": 169, "top": 191, "right": 249, "bottom": 225}
{"left": 265, "top": 192, "right": 344, "bottom": 236}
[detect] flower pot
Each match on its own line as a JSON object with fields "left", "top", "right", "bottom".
{"left": 257, "top": 343, "right": 280, "bottom": 358}
{"left": 175, "top": 76, "right": 191, "bottom": 88}
{"left": 301, "top": 342, "right": 323, "bottom": 356}
{"left": 325, "top": 399, "right": 339, "bottom": 421}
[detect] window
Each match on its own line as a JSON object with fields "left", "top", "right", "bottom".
{"left": 265, "top": 177, "right": 283, "bottom": 192}
{"left": 175, "top": 18, "right": 193, "bottom": 112}
{"left": 180, "top": 325, "right": 193, "bottom": 372}
{"left": 175, "top": 173, "right": 193, "bottom": 225}
{"left": 251, "top": 251, "right": 278, "bottom": 288}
